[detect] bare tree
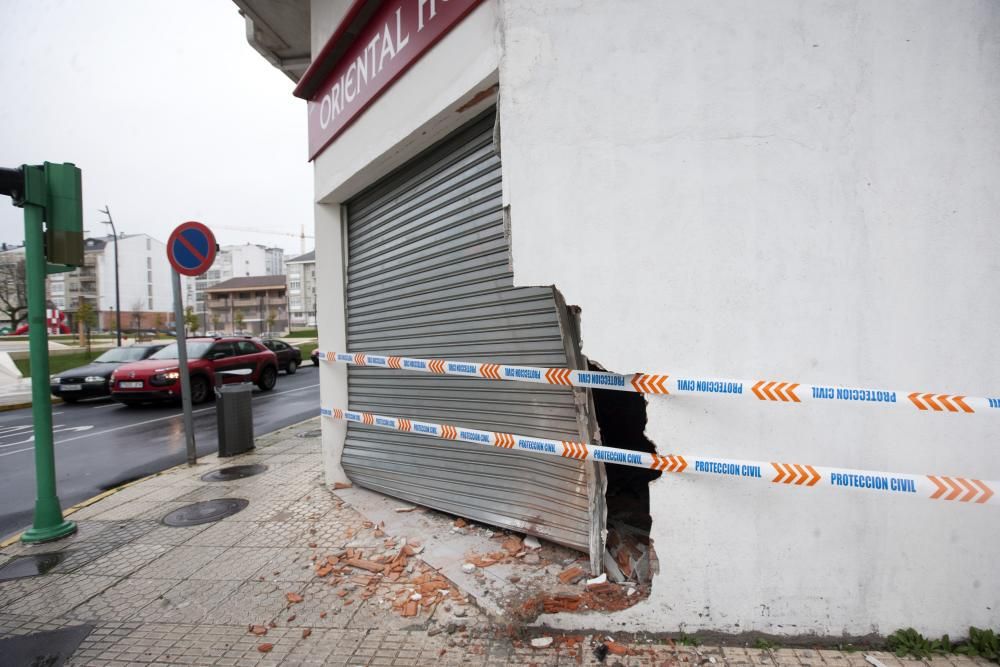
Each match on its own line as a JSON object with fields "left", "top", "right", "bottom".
{"left": 0, "top": 257, "right": 28, "bottom": 330}
{"left": 130, "top": 298, "right": 144, "bottom": 340}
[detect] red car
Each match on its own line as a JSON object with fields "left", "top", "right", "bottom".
{"left": 110, "top": 336, "right": 279, "bottom": 406}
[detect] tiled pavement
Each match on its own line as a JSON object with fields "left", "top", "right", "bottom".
{"left": 0, "top": 420, "right": 992, "bottom": 666}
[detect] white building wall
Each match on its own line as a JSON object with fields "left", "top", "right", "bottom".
{"left": 497, "top": 0, "right": 1000, "bottom": 637}
{"left": 95, "top": 234, "right": 173, "bottom": 314}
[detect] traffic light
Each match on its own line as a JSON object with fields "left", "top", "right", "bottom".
{"left": 1, "top": 162, "right": 83, "bottom": 267}
{"left": 42, "top": 162, "right": 84, "bottom": 267}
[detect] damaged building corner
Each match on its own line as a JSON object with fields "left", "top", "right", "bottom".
{"left": 589, "top": 358, "right": 662, "bottom": 589}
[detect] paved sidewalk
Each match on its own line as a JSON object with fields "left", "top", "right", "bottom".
{"left": 0, "top": 419, "right": 990, "bottom": 666}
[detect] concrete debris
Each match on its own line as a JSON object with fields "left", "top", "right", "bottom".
{"left": 461, "top": 563, "right": 476, "bottom": 574}
{"left": 523, "top": 553, "right": 540, "bottom": 565}
{"left": 604, "top": 549, "right": 627, "bottom": 583}
{"left": 523, "top": 535, "right": 541, "bottom": 549}
{"left": 865, "top": 656, "right": 889, "bottom": 667}
{"left": 394, "top": 506, "right": 417, "bottom": 512}
{"left": 585, "top": 573, "right": 607, "bottom": 586}
{"left": 531, "top": 636, "right": 554, "bottom": 648}
{"left": 605, "top": 521, "right": 655, "bottom": 585}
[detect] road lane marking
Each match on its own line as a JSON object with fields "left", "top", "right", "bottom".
{"left": 0, "top": 383, "right": 320, "bottom": 458}
{"left": 0, "top": 425, "right": 96, "bottom": 449}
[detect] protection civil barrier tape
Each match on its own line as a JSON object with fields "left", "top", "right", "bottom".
{"left": 317, "top": 351, "right": 1000, "bottom": 415}
{"left": 320, "top": 407, "right": 997, "bottom": 506}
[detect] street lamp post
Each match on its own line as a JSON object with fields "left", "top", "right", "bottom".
{"left": 98, "top": 205, "right": 121, "bottom": 347}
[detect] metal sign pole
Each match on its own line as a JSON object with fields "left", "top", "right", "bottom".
{"left": 172, "top": 269, "right": 197, "bottom": 464}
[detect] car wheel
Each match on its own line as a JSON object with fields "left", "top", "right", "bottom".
{"left": 60, "top": 395, "right": 80, "bottom": 404}
{"left": 286, "top": 360, "right": 297, "bottom": 375}
{"left": 190, "top": 376, "right": 210, "bottom": 404}
{"left": 257, "top": 366, "right": 277, "bottom": 391}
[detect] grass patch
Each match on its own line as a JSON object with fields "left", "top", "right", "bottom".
{"left": 297, "top": 342, "right": 318, "bottom": 359}
{"left": 286, "top": 328, "right": 317, "bottom": 338}
{"left": 16, "top": 350, "right": 103, "bottom": 377}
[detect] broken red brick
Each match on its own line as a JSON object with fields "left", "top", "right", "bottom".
{"left": 344, "top": 558, "right": 385, "bottom": 573}
{"left": 257, "top": 643, "right": 274, "bottom": 653}
{"left": 333, "top": 482, "right": 352, "bottom": 489}
{"left": 501, "top": 537, "right": 523, "bottom": 554}
{"left": 301, "top": 628, "right": 311, "bottom": 639}
{"left": 249, "top": 625, "right": 268, "bottom": 636}
{"left": 605, "top": 640, "right": 628, "bottom": 656}
{"left": 286, "top": 592, "right": 304, "bottom": 604}
{"left": 557, "top": 566, "right": 586, "bottom": 585}
{"left": 454, "top": 518, "right": 467, "bottom": 528}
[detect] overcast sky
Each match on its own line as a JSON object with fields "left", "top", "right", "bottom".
{"left": 0, "top": 0, "right": 313, "bottom": 257}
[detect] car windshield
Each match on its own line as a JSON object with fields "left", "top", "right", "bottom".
{"left": 94, "top": 347, "right": 157, "bottom": 363}
{"left": 149, "top": 341, "right": 214, "bottom": 360}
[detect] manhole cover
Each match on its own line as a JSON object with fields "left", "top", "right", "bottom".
{"left": 162, "top": 499, "right": 249, "bottom": 526}
{"left": 297, "top": 429, "right": 322, "bottom": 438}
{"left": 0, "top": 624, "right": 93, "bottom": 667}
{"left": 200, "top": 464, "right": 268, "bottom": 482}
{"left": 0, "top": 552, "right": 64, "bottom": 581}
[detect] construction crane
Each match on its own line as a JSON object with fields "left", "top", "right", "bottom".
{"left": 213, "top": 224, "right": 314, "bottom": 254}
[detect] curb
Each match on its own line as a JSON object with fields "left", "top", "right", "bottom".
{"left": 0, "top": 463, "right": 181, "bottom": 548}
{"left": 0, "top": 397, "right": 62, "bottom": 413}
{"left": 0, "top": 416, "right": 322, "bottom": 548}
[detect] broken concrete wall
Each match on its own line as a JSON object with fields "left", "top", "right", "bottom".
{"left": 497, "top": 0, "right": 1000, "bottom": 637}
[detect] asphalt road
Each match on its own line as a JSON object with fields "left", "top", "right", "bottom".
{"left": 0, "top": 363, "right": 321, "bottom": 539}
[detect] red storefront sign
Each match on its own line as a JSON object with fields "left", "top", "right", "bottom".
{"left": 305, "top": 0, "right": 485, "bottom": 160}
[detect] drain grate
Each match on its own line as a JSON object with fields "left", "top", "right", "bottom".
{"left": 162, "top": 499, "right": 249, "bottom": 526}
{"left": 200, "top": 464, "right": 268, "bottom": 482}
{"left": 296, "top": 429, "right": 322, "bottom": 438}
{"left": 0, "top": 552, "right": 64, "bottom": 581}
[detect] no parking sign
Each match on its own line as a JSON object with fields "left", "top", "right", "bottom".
{"left": 167, "top": 221, "right": 216, "bottom": 277}
{"left": 166, "top": 220, "right": 217, "bottom": 466}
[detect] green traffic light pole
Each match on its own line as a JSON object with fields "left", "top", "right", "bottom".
{"left": 1, "top": 164, "right": 80, "bottom": 543}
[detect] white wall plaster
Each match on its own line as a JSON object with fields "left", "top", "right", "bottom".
{"left": 498, "top": 0, "right": 1000, "bottom": 637}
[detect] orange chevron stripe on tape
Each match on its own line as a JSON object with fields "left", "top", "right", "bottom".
{"left": 630, "top": 374, "right": 670, "bottom": 394}
{"left": 928, "top": 476, "right": 993, "bottom": 503}
{"left": 909, "top": 393, "right": 974, "bottom": 413}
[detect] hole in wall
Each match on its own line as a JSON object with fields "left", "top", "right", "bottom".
{"left": 589, "top": 360, "right": 661, "bottom": 586}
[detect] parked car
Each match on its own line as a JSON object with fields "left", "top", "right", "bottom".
{"left": 50, "top": 343, "right": 167, "bottom": 403}
{"left": 109, "top": 336, "right": 279, "bottom": 406}
{"left": 260, "top": 338, "right": 302, "bottom": 374}
{"left": 311, "top": 348, "right": 319, "bottom": 366}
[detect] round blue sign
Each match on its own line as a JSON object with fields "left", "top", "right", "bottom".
{"left": 167, "top": 221, "right": 216, "bottom": 276}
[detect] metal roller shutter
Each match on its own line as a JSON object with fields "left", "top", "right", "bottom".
{"left": 343, "top": 112, "right": 605, "bottom": 564}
